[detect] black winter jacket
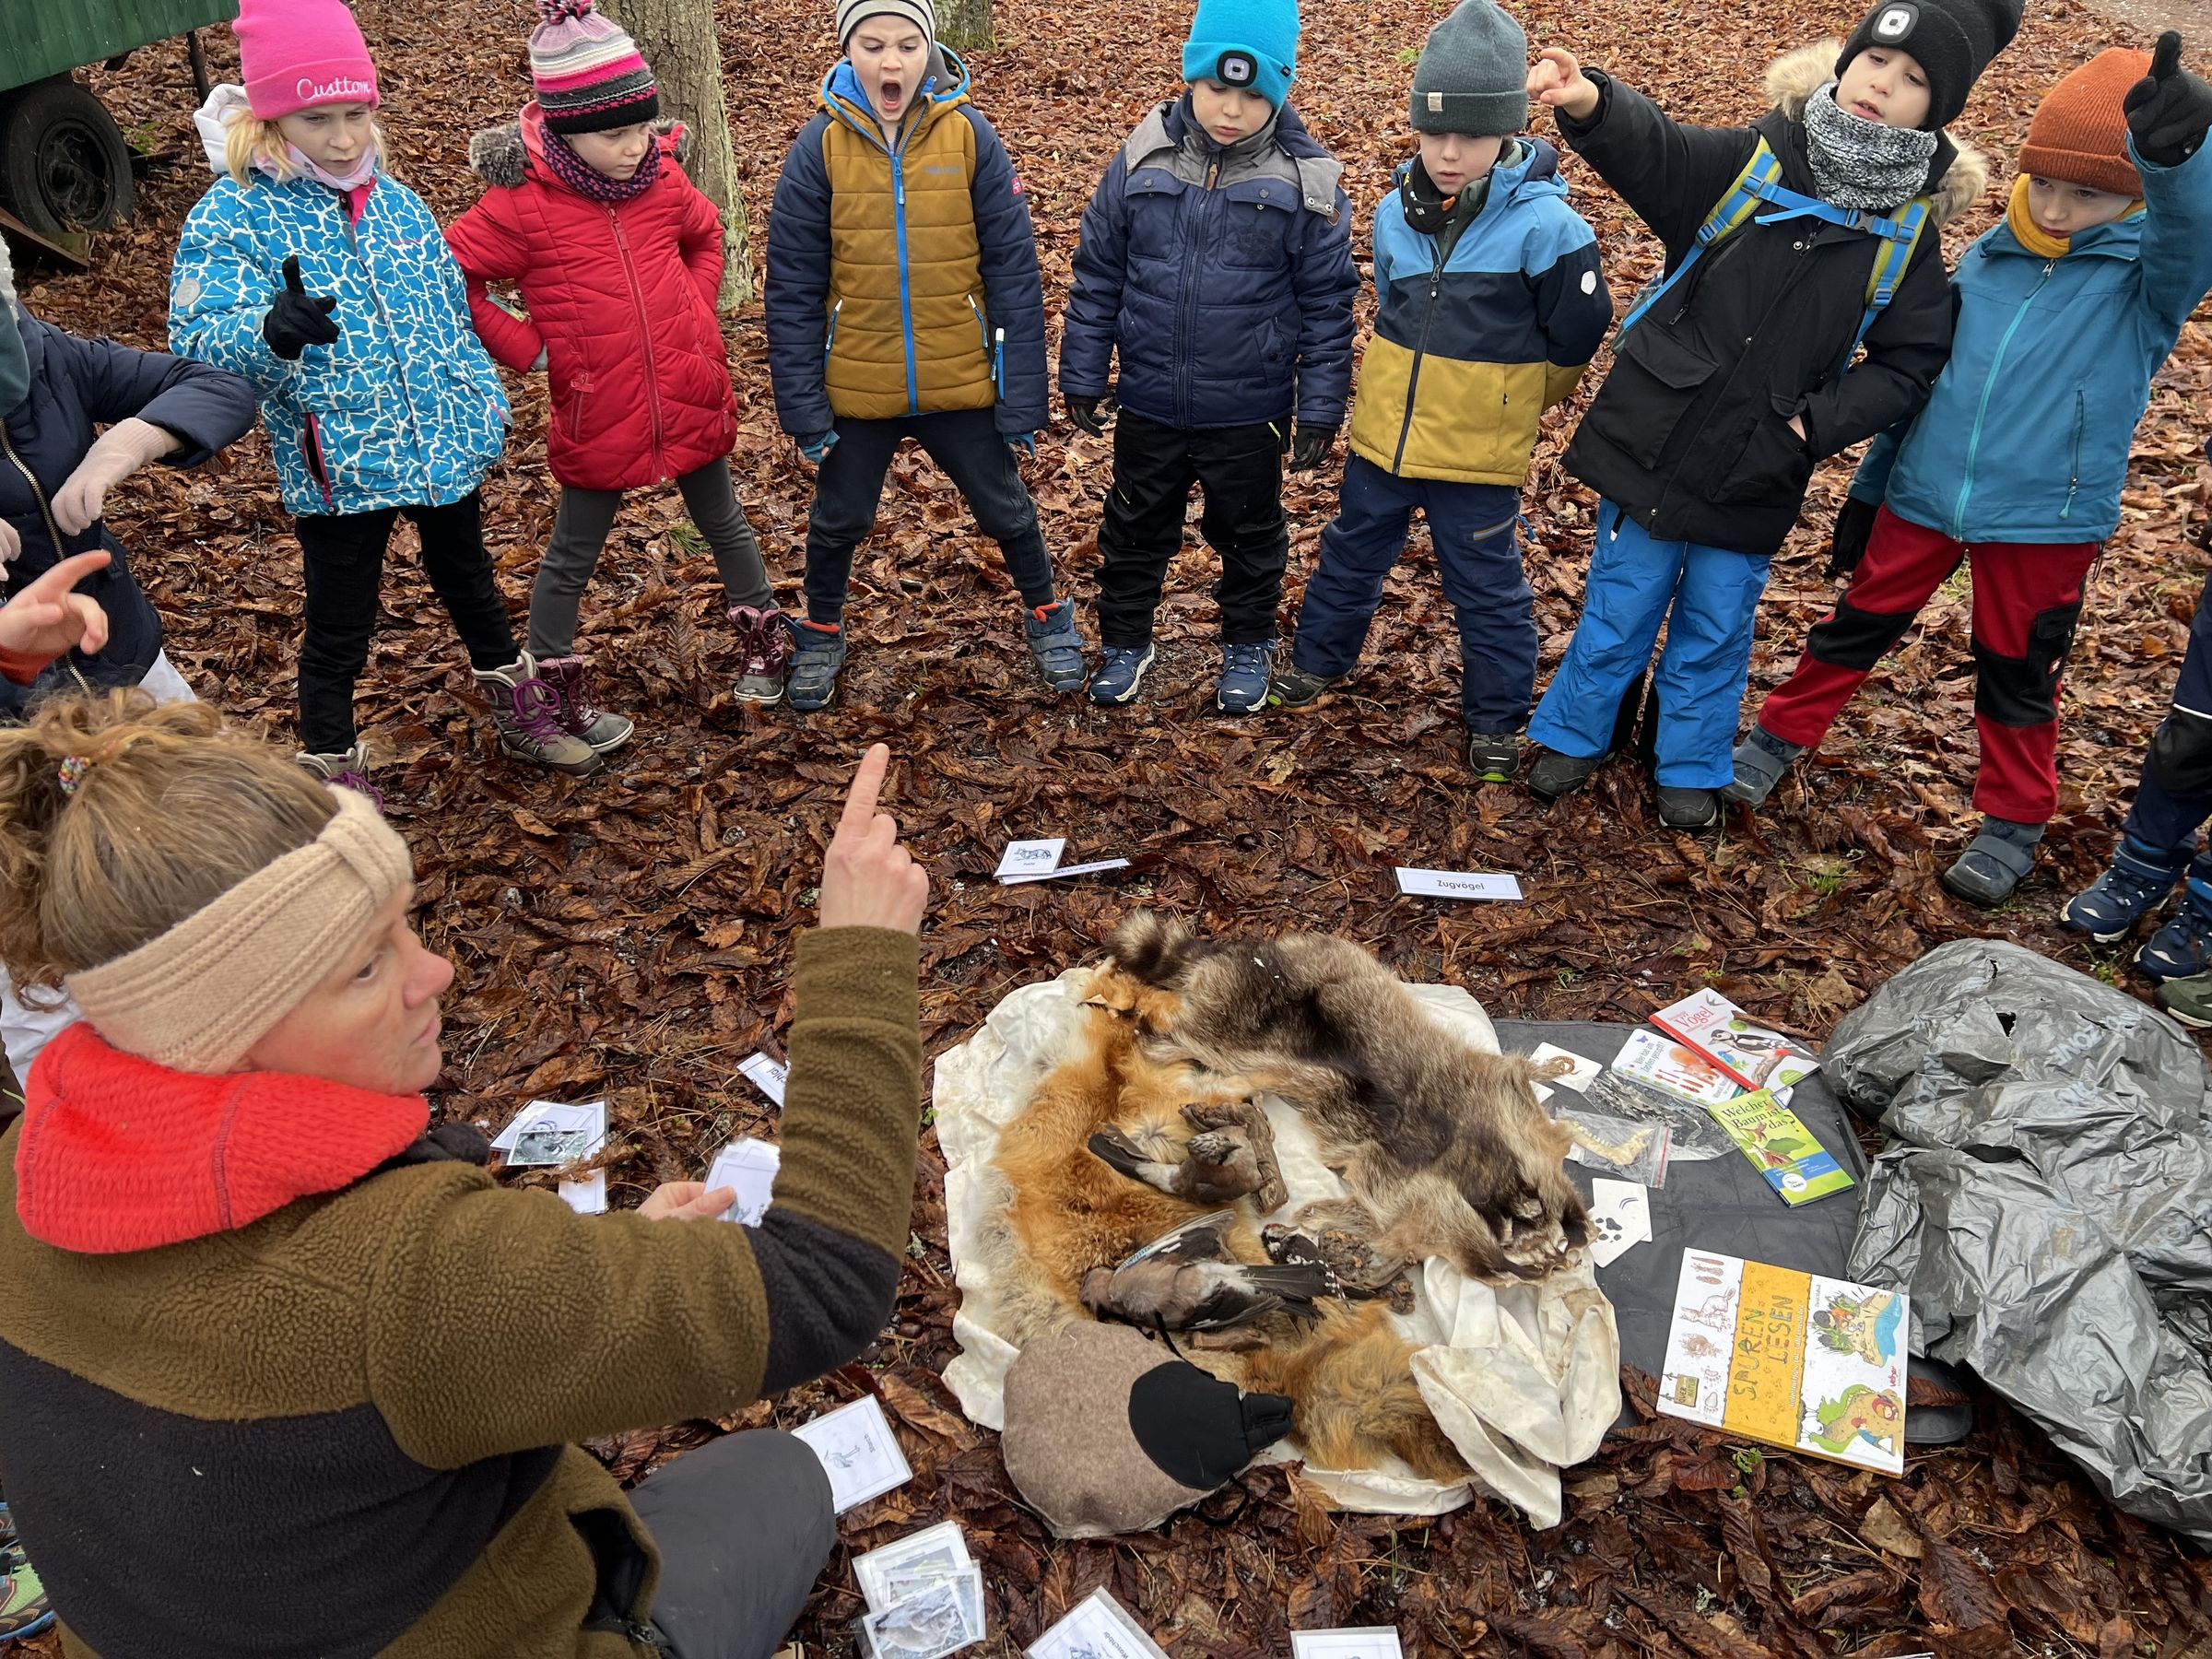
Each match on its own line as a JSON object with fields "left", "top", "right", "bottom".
{"left": 1556, "top": 59, "right": 1983, "bottom": 556}
{"left": 0, "top": 315, "right": 255, "bottom": 711}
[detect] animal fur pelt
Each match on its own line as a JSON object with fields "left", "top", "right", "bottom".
{"left": 1102, "top": 914, "right": 1590, "bottom": 1281}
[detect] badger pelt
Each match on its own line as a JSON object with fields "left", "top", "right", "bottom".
{"left": 1103, "top": 913, "right": 1589, "bottom": 1281}
{"left": 981, "top": 1004, "right": 1468, "bottom": 1482}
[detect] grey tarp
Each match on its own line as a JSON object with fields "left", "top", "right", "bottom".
{"left": 1823, "top": 938, "right": 2212, "bottom": 1545}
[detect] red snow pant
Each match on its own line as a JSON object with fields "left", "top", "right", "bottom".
{"left": 1754, "top": 505, "right": 2100, "bottom": 825}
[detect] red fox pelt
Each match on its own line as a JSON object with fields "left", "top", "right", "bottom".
{"left": 1103, "top": 913, "right": 1590, "bottom": 1281}
{"left": 984, "top": 999, "right": 1468, "bottom": 1482}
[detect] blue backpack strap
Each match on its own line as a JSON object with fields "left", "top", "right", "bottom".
{"left": 1614, "top": 139, "right": 1783, "bottom": 337}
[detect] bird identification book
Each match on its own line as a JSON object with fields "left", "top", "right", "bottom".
{"left": 1704, "top": 1088, "right": 1854, "bottom": 1206}
{"left": 1650, "top": 989, "right": 1820, "bottom": 1092}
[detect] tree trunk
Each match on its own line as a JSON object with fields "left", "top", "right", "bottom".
{"left": 599, "top": 0, "right": 753, "bottom": 311}
{"left": 938, "top": 0, "right": 995, "bottom": 53}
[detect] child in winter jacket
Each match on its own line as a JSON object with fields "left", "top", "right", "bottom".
{"left": 1521, "top": 0, "right": 2011, "bottom": 828}
{"left": 448, "top": 0, "right": 788, "bottom": 743}
{"left": 170, "top": 0, "right": 601, "bottom": 786}
{"left": 1267, "top": 0, "right": 1611, "bottom": 776}
{"left": 765, "top": 0, "right": 1081, "bottom": 712}
{"left": 1737, "top": 36, "right": 2212, "bottom": 910}
{"left": 1059, "top": 0, "right": 1357, "bottom": 713}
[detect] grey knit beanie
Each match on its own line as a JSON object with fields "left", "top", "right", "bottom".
{"left": 837, "top": 0, "right": 935, "bottom": 45}
{"left": 1410, "top": 0, "right": 1530, "bottom": 135}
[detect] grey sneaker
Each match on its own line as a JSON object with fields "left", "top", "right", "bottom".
{"left": 1723, "top": 725, "right": 1806, "bottom": 806}
{"left": 536, "top": 655, "right": 634, "bottom": 753}
{"left": 1025, "top": 599, "right": 1086, "bottom": 692}
{"left": 296, "top": 741, "right": 384, "bottom": 811}
{"left": 1526, "top": 747, "right": 1603, "bottom": 801}
{"left": 1939, "top": 818, "right": 2042, "bottom": 908}
{"left": 1465, "top": 732, "right": 1521, "bottom": 783}
{"left": 1267, "top": 660, "right": 1340, "bottom": 708}
{"left": 729, "top": 605, "right": 794, "bottom": 705}
{"left": 1656, "top": 785, "right": 1720, "bottom": 830}
{"left": 785, "top": 619, "right": 847, "bottom": 712}
{"left": 474, "top": 653, "right": 602, "bottom": 776}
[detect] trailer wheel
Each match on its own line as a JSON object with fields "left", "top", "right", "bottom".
{"left": 0, "top": 78, "right": 135, "bottom": 238}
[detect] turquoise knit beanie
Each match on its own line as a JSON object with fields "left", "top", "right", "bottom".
{"left": 1182, "top": 0, "right": 1300, "bottom": 108}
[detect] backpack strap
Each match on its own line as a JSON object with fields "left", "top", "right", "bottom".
{"left": 1614, "top": 138, "right": 1784, "bottom": 337}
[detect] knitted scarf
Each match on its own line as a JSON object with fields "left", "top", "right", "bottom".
{"left": 2005, "top": 173, "right": 2071, "bottom": 258}
{"left": 1801, "top": 82, "right": 1940, "bottom": 212}
{"left": 539, "top": 125, "right": 660, "bottom": 203}
{"left": 1399, "top": 148, "right": 1506, "bottom": 241}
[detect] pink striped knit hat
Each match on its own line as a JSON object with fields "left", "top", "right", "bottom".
{"left": 530, "top": 0, "right": 660, "bottom": 135}
{"left": 233, "top": 0, "right": 381, "bottom": 120}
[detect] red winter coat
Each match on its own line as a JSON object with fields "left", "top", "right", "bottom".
{"left": 445, "top": 105, "right": 738, "bottom": 491}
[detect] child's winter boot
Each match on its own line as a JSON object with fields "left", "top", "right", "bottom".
{"left": 1723, "top": 725, "right": 1807, "bottom": 806}
{"left": 2137, "top": 875, "right": 2212, "bottom": 981}
{"left": 1266, "top": 659, "right": 1341, "bottom": 708}
{"left": 1, "top": 1545, "right": 53, "bottom": 1641}
{"left": 2156, "top": 967, "right": 2212, "bottom": 1028}
{"left": 296, "top": 742, "right": 384, "bottom": 811}
{"left": 537, "top": 655, "right": 634, "bottom": 753}
{"left": 1089, "top": 642, "right": 1156, "bottom": 705}
{"left": 1466, "top": 732, "right": 1521, "bottom": 783}
{"left": 729, "top": 605, "right": 794, "bottom": 705}
{"left": 474, "top": 653, "right": 603, "bottom": 776}
{"left": 1025, "top": 599, "right": 1086, "bottom": 693}
{"left": 785, "top": 619, "right": 847, "bottom": 712}
{"left": 1526, "top": 747, "right": 1604, "bottom": 801}
{"left": 1940, "top": 816, "right": 2042, "bottom": 908}
{"left": 1656, "top": 785, "right": 1719, "bottom": 830}
{"left": 1217, "top": 641, "right": 1275, "bottom": 714}
{"left": 2061, "top": 837, "right": 2187, "bottom": 942}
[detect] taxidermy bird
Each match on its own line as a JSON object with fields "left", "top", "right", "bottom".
{"left": 1081, "top": 1254, "right": 1332, "bottom": 1334}
{"left": 1087, "top": 1123, "right": 1270, "bottom": 1205}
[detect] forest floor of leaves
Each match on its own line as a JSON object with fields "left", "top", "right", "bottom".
{"left": 16, "top": 0, "right": 2212, "bottom": 1650}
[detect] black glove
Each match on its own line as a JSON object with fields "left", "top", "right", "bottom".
{"left": 1825, "top": 496, "right": 1880, "bottom": 581}
{"left": 1288, "top": 422, "right": 1337, "bottom": 472}
{"left": 2125, "top": 31, "right": 2212, "bottom": 168}
{"left": 263, "top": 255, "right": 339, "bottom": 360}
{"left": 1065, "top": 394, "right": 1112, "bottom": 437}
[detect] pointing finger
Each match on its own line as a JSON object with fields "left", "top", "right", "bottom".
{"left": 2152, "top": 29, "right": 2183, "bottom": 78}
{"left": 837, "top": 743, "right": 890, "bottom": 837}
{"left": 282, "top": 253, "right": 307, "bottom": 294}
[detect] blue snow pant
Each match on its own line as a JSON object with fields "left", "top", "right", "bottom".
{"left": 1527, "top": 500, "right": 1771, "bottom": 790}
{"left": 2118, "top": 563, "right": 2212, "bottom": 881}
{"left": 1288, "top": 455, "right": 1532, "bottom": 734}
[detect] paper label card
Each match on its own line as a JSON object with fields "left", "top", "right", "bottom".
{"left": 738, "top": 1052, "right": 788, "bottom": 1106}
{"left": 999, "top": 857, "right": 1131, "bottom": 885}
{"left": 1586, "top": 1178, "right": 1653, "bottom": 1267}
{"left": 1394, "top": 867, "right": 1524, "bottom": 900}
{"left": 559, "top": 1169, "right": 607, "bottom": 1216}
{"left": 995, "top": 839, "right": 1066, "bottom": 879}
{"left": 1027, "top": 1589, "right": 1171, "bottom": 1659}
{"left": 496, "top": 1100, "right": 607, "bottom": 1168}
{"left": 704, "top": 1137, "right": 781, "bottom": 1226}
{"left": 1292, "top": 1630, "right": 1406, "bottom": 1659}
{"left": 853, "top": 1522, "right": 972, "bottom": 1616}
{"left": 1528, "top": 1042, "right": 1602, "bottom": 1093}
{"left": 794, "top": 1394, "right": 912, "bottom": 1512}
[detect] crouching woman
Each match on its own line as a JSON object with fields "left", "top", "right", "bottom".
{"left": 0, "top": 701, "right": 928, "bottom": 1659}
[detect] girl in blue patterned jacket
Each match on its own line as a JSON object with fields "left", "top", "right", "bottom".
{"left": 169, "top": 0, "right": 600, "bottom": 787}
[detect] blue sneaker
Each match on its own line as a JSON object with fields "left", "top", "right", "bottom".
{"left": 1025, "top": 600, "right": 1086, "bottom": 693}
{"left": 2137, "top": 877, "right": 2212, "bottom": 981}
{"left": 2062, "top": 841, "right": 2186, "bottom": 943}
{"left": 784, "top": 619, "right": 846, "bottom": 712}
{"left": 1217, "top": 641, "right": 1275, "bottom": 714}
{"left": 1089, "top": 643, "right": 1155, "bottom": 705}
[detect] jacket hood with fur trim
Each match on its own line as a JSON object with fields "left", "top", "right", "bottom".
{"left": 1765, "top": 41, "right": 1989, "bottom": 225}
{"left": 468, "top": 106, "right": 689, "bottom": 189}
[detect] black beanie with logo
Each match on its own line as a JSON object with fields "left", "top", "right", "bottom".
{"left": 1834, "top": 0, "right": 2025, "bottom": 129}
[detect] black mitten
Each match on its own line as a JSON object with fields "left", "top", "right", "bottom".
{"left": 1825, "top": 496, "right": 1880, "bottom": 581}
{"left": 2125, "top": 32, "right": 2212, "bottom": 168}
{"left": 1289, "top": 423, "right": 1338, "bottom": 472}
{"left": 1065, "top": 394, "right": 1112, "bottom": 437}
{"left": 264, "top": 254, "right": 340, "bottom": 360}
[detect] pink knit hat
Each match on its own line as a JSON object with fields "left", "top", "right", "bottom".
{"left": 234, "top": 0, "right": 381, "bottom": 121}
{"left": 529, "top": 0, "right": 659, "bottom": 135}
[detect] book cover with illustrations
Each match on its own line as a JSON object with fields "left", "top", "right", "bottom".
{"left": 1651, "top": 989, "right": 1819, "bottom": 1092}
{"left": 1706, "top": 1088, "right": 1855, "bottom": 1206}
{"left": 1610, "top": 1028, "right": 1740, "bottom": 1108}
{"left": 1658, "top": 1251, "right": 1908, "bottom": 1477}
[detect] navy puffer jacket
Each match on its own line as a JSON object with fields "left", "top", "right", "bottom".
{"left": 1060, "top": 99, "right": 1358, "bottom": 432}
{"left": 0, "top": 316, "right": 256, "bottom": 713}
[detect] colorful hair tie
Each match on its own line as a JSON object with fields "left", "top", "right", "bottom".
{"left": 57, "top": 754, "right": 90, "bottom": 796}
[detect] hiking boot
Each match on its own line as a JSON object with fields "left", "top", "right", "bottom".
{"left": 1025, "top": 599, "right": 1086, "bottom": 692}
{"left": 1, "top": 1548, "right": 53, "bottom": 1642}
{"left": 535, "top": 655, "right": 634, "bottom": 753}
{"left": 1657, "top": 785, "right": 1720, "bottom": 830}
{"left": 2156, "top": 969, "right": 2212, "bottom": 1029}
{"left": 2062, "top": 840, "right": 2186, "bottom": 942}
{"left": 296, "top": 742, "right": 384, "bottom": 812}
{"left": 473, "top": 653, "right": 602, "bottom": 777}
{"left": 2137, "top": 877, "right": 2212, "bottom": 981}
{"left": 784, "top": 619, "right": 847, "bottom": 712}
{"left": 0, "top": 1498, "right": 15, "bottom": 1551}
{"left": 1217, "top": 641, "right": 1275, "bottom": 714}
{"left": 1088, "top": 642, "right": 1155, "bottom": 706}
{"left": 728, "top": 605, "right": 794, "bottom": 705}
{"left": 1724, "top": 725, "right": 1806, "bottom": 806}
{"left": 1466, "top": 731, "right": 1521, "bottom": 783}
{"left": 1267, "top": 659, "right": 1340, "bottom": 708}
{"left": 1526, "top": 747, "right": 1603, "bottom": 801}
{"left": 1939, "top": 816, "right": 2043, "bottom": 909}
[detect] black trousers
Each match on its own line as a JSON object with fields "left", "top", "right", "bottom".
{"left": 1094, "top": 410, "right": 1288, "bottom": 650}
{"left": 293, "top": 492, "right": 516, "bottom": 753}
{"left": 803, "top": 407, "right": 1056, "bottom": 626}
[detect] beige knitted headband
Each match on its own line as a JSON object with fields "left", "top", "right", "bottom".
{"left": 65, "top": 788, "right": 415, "bottom": 1074}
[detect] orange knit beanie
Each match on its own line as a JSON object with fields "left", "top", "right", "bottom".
{"left": 2019, "top": 47, "right": 2151, "bottom": 196}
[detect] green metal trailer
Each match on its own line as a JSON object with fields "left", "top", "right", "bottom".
{"left": 1, "top": 0, "right": 239, "bottom": 243}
